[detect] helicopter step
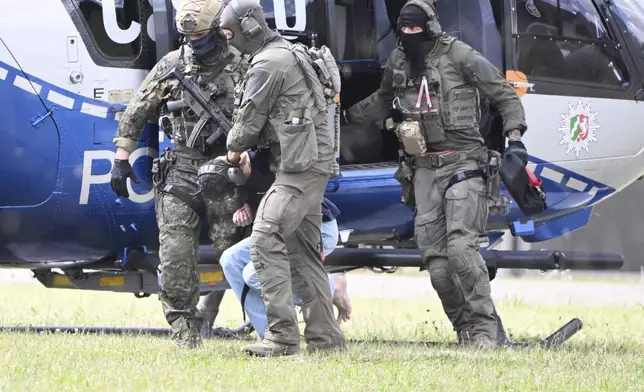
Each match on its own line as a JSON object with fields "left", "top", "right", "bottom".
{"left": 29, "top": 246, "right": 623, "bottom": 296}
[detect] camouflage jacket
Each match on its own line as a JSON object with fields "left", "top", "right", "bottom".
{"left": 113, "top": 45, "right": 249, "bottom": 158}
{"left": 347, "top": 35, "right": 528, "bottom": 153}
{"left": 225, "top": 35, "right": 335, "bottom": 175}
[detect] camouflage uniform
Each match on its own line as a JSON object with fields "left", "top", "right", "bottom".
{"left": 111, "top": 0, "right": 248, "bottom": 349}
{"left": 221, "top": 0, "right": 345, "bottom": 356}
{"left": 346, "top": 0, "right": 528, "bottom": 348}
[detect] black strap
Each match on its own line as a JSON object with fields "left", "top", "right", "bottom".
{"left": 240, "top": 283, "right": 250, "bottom": 323}
{"left": 445, "top": 169, "right": 486, "bottom": 194}
{"left": 160, "top": 184, "right": 207, "bottom": 216}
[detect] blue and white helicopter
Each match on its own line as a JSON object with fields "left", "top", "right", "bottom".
{"left": 0, "top": 0, "right": 641, "bottom": 298}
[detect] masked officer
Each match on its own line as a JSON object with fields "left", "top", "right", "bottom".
{"left": 110, "top": 0, "right": 249, "bottom": 349}
{"left": 344, "top": 0, "right": 528, "bottom": 348}
{"left": 218, "top": 149, "right": 351, "bottom": 341}
{"left": 219, "top": 0, "right": 346, "bottom": 356}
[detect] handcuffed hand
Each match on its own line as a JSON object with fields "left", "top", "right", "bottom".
{"left": 226, "top": 151, "right": 242, "bottom": 166}
{"left": 232, "top": 203, "right": 253, "bottom": 227}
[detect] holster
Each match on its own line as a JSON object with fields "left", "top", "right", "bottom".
{"left": 151, "top": 147, "right": 173, "bottom": 190}
{"left": 152, "top": 148, "right": 207, "bottom": 217}
{"left": 393, "top": 158, "right": 415, "bottom": 208}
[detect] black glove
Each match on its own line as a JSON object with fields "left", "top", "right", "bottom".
{"left": 110, "top": 159, "right": 139, "bottom": 198}
{"left": 505, "top": 140, "right": 528, "bottom": 165}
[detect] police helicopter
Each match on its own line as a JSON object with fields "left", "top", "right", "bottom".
{"left": 0, "top": 0, "right": 641, "bottom": 303}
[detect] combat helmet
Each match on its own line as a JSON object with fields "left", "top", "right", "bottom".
{"left": 176, "top": 0, "right": 224, "bottom": 35}
{"left": 175, "top": 0, "right": 228, "bottom": 63}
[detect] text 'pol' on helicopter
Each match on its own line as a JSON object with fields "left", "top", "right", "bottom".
{"left": 0, "top": 0, "right": 643, "bottom": 297}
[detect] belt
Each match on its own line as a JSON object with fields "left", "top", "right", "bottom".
{"left": 172, "top": 146, "right": 215, "bottom": 166}
{"left": 412, "top": 148, "right": 486, "bottom": 169}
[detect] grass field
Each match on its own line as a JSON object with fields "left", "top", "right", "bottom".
{"left": 0, "top": 280, "right": 643, "bottom": 391}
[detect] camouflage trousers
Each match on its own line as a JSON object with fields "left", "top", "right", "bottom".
{"left": 155, "top": 161, "right": 240, "bottom": 327}
{"left": 412, "top": 158, "right": 498, "bottom": 340}
{"left": 250, "top": 170, "right": 345, "bottom": 350}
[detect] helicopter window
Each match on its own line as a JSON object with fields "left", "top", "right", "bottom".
{"left": 515, "top": 0, "right": 630, "bottom": 87}
{"left": 72, "top": 0, "right": 154, "bottom": 63}
{"left": 518, "top": 0, "right": 610, "bottom": 41}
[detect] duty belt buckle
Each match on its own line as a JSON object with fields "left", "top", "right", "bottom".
{"left": 163, "top": 148, "right": 176, "bottom": 163}
{"left": 432, "top": 154, "right": 445, "bottom": 167}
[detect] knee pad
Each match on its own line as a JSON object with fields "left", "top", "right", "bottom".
{"left": 428, "top": 261, "right": 452, "bottom": 293}
{"left": 447, "top": 240, "right": 477, "bottom": 277}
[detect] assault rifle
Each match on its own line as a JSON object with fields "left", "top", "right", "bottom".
{"left": 164, "top": 67, "right": 233, "bottom": 148}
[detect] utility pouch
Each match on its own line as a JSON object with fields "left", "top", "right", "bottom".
{"left": 279, "top": 110, "right": 318, "bottom": 172}
{"left": 443, "top": 87, "right": 480, "bottom": 130}
{"left": 393, "top": 162, "right": 416, "bottom": 207}
{"left": 420, "top": 96, "right": 446, "bottom": 144}
{"left": 395, "top": 121, "right": 428, "bottom": 157}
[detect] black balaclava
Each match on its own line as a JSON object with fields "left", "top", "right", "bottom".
{"left": 187, "top": 27, "right": 228, "bottom": 65}
{"left": 399, "top": 5, "right": 430, "bottom": 77}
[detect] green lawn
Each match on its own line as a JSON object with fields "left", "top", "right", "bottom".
{"left": 0, "top": 283, "right": 643, "bottom": 391}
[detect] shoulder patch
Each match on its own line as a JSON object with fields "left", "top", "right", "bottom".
{"left": 244, "top": 67, "right": 272, "bottom": 96}
{"left": 153, "top": 49, "right": 184, "bottom": 81}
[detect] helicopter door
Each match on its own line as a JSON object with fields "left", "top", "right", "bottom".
{"left": 0, "top": 34, "right": 60, "bottom": 207}
{"left": 151, "top": 0, "right": 180, "bottom": 61}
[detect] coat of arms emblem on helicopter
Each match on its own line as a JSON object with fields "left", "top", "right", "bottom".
{"left": 558, "top": 99, "right": 600, "bottom": 157}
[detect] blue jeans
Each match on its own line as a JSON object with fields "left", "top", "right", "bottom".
{"left": 220, "top": 219, "right": 339, "bottom": 340}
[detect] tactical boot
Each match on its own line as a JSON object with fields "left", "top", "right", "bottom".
{"left": 471, "top": 334, "right": 497, "bottom": 350}
{"left": 171, "top": 317, "right": 203, "bottom": 349}
{"left": 242, "top": 339, "right": 300, "bottom": 357}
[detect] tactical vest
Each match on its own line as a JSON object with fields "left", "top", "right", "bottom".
{"left": 160, "top": 48, "right": 240, "bottom": 158}
{"left": 232, "top": 38, "right": 340, "bottom": 175}
{"left": 390, "top": 36, "right": 481, "bottom": 156}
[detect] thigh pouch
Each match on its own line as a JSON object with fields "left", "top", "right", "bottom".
{"left": 153, "top": 150, "right": 207, "bottom": 217}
